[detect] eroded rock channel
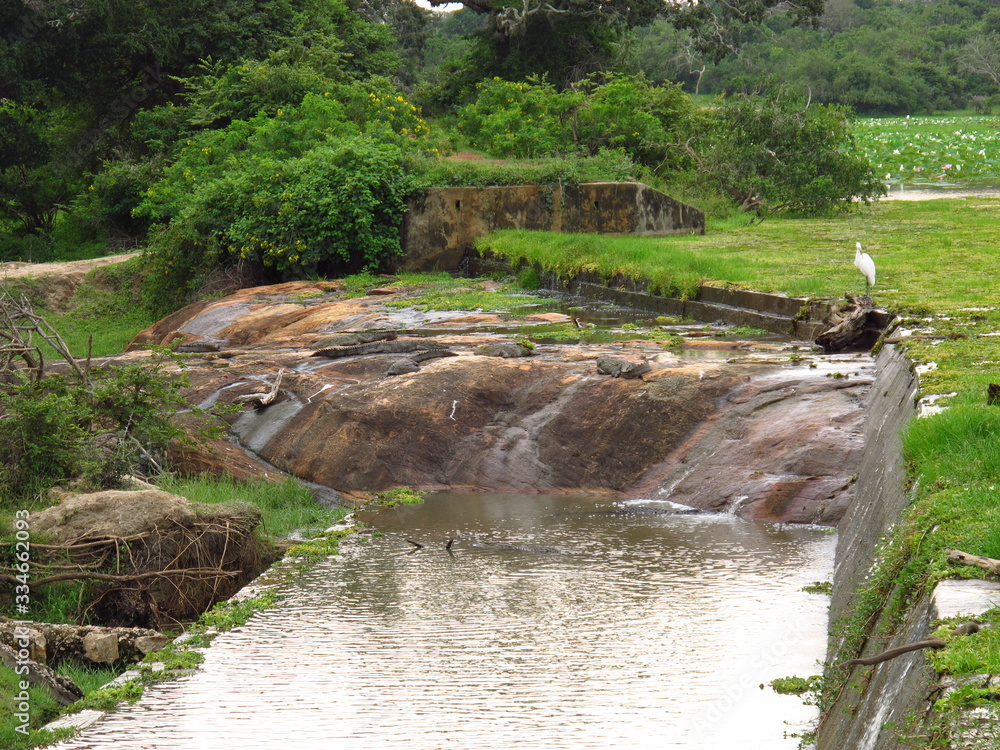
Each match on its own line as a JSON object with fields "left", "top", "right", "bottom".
{"left": 131, "top": 278, "right": 872, "bottom": 526}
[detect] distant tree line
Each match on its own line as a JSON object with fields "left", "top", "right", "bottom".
{"left": 631, "top": 0, "right": 1000, "bottom": 114}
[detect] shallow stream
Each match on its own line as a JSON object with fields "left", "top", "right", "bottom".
{"left": 56, "top": 492, "right": 835, "bottom": 750}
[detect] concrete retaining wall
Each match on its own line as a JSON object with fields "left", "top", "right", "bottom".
{"left": 397, "top": 182, "right": 705, "bottom": 272}
{"left": 817, "top": 345, "right": 1000, "bottom": 749}
{"left": 466, "top": 252, "right": 832, "bottom": 338}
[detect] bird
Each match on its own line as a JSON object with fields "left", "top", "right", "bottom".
{"left": 572, "top": 317, "right": 590, "bottom": 329}
{"left": 854, "top": 242, "right": 876, "bottom": 297}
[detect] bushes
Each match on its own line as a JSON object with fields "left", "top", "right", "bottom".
{"left": 0, "top": 357, "right": 189, "bottom": 504}
{"left": 135, "top": 84, "right": 429, "bottom": 313}
{"left": 0, "top": 295, "right": 195, "bottom": 504}
{"left": 456, "top": 74, "right": 696, "bottom": 172}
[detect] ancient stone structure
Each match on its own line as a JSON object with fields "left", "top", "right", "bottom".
{"left": 397, "top": 182, "right": 705, "bottom": 271}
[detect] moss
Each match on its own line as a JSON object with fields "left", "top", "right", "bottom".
{"left": 64, "top": 681, "right": 143, "bottom": 714}
{"left": 771, "top": 675, "right": 822, "bottom": 696}
{"left": 371, "top": 487, "right": 426, "bottom": 508}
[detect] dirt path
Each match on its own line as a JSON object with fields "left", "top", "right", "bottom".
{"left": 0, "top": 252, "right": 138, "bottom": 280}
{"left": 0, "top": 252, "right": 139, "bottom": 310}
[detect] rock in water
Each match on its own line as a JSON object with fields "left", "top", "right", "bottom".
{"left": 596, "top": 355, "right": 650, "bottom": 379}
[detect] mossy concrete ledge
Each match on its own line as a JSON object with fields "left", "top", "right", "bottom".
{"left": 466, "top": 251, "right": 842, "bottom": 338}
{"left": 396, "top": 182, "right": 705, "bottom": 272}
{"left": 818, "top": 344, "right": 1000, "bottom": 748}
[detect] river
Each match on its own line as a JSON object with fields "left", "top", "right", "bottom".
{"left": 55, "top": 491, "right": 835, "bottom": 750}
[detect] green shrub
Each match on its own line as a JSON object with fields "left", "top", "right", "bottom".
{"left": 135, "top": 85, "right": 429, "bottom": 314}
{"left": 0, "top": 349, "right": 195, "bottom": 505}
{"left": 456, "top": 74, "right": 696, "bottom": 173}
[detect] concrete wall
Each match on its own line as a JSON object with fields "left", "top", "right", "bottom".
{"left": 397, "top": 182, "right": 705, "bottom": 272}
{"left": 466, "top": 252, "right": 834, "bottom": 338}
{"left": 818, "top": 344, "right": 922, "bottom": 750}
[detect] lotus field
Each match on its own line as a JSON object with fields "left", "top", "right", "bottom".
{"left": 853, "top": 115, "right": 1000, "bottom": 185}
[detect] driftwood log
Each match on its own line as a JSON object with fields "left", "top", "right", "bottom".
{"left": 948, "top": 549, "right": 1000, "bottom": 575}
{"left": 313, "top": 329, "right": 397, "bottom": 349}
{"left": 233, "top": 369, "right": 283, "bottom": 409}
{"left": 815, "top": 295, "right": 875, "bottom": 353}
{"left": 312, "top": 339, "right": 447, "bottom": 359}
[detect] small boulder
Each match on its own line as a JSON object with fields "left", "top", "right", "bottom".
{"left": 82, "top": 632, "right": 120, "bottom": 664}
{"left": 135, "top": 634, "right": 170, "bottom": 656}
{"left": 596, "top": 355, "right": 650, "bottom": 379}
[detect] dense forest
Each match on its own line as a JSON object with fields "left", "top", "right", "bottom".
{"left": 2, "top": 0, "right": 994, "bottom": 312}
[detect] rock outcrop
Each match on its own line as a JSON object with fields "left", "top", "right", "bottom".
{"left": 125, "top": 279, "right": 870, "bottom": 525}
{"left": 0, "top": 618, "right": 168, "bottom": 667}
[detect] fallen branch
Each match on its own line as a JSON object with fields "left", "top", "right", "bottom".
{"left": 948, "top": 549, "right": 1000, "bottom": 575}
{"left": 839, "top": 638, "right": 946, "bottom": 668}
{"left": 233, "top": 369, "right": 284, "bottom": 409}
{"left": 815, "top": 294, "right": 875, "bottom": 353}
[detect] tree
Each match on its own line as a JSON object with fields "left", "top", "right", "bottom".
{"left": 354, "top": 0, "right": 435, "bottom": 89}
{"left": 432, "top": 0, "right": 663, "bottom": 86}
{"left": 960, "top": 34, "right": 1000, "bottom": 91}
{"left": 663, "top": 0, "right": 826, "bottom": 62}
{"left": 0, "top": 102, "right": 71, "bottom": 236}
{"left": 696, "top": 92, "right": 884, "bottom": 214}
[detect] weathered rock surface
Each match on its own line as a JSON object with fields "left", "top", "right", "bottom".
{"left": 125, "top": 280, "right": 871, "bottom": 525}
{"left": 630, "top": 368, "right": 870, "bottom": 525}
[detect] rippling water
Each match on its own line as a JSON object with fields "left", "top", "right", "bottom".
{"left": 56, "top": 493, "right": 835, "bottom": 750}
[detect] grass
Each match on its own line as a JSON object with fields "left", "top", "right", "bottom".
{"left": 44, "top": 261, "right": 155, "bottom": 358}
{"left": 153, "top": 474, "right": 347, "bottom": 539}
{"left": 0, "top": 661, "right": 127, "bottom": 749}
{"left": 2, "top": 258, "right": 155, "bottom": 359}
{"left": 383, "top": 271, "right": 552, "bottom": 313}
{"left": 930, "top": 609, "right": 1000, "bottom": 676}
{"left": 476, "top": 197, "right": 1000, "bottom": 311}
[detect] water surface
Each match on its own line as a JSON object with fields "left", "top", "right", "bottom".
{"left": 56, "top": 492, "right": 834, "bottom": 750}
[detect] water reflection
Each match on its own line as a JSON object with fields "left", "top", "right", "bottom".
{"left": 56, "top": 493, "right": 834, "bottom": 750}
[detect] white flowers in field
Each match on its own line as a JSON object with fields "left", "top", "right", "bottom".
{"left": 854, "top": 116, "right": 1000, "bottom": 183}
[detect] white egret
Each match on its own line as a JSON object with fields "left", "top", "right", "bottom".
{"left": 854, "top": 242, "right": 876, "bottom": 296}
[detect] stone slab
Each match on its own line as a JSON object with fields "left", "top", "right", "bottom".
{"left": 932, "top": 579, "right": 1000, "bottom": 619}
{"left": 44, "top": 709, "right": 105, "bottom": 731}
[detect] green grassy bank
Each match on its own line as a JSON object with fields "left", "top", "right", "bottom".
{"left": 479, "top": 196, "right": 1000, "bottom": 743}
